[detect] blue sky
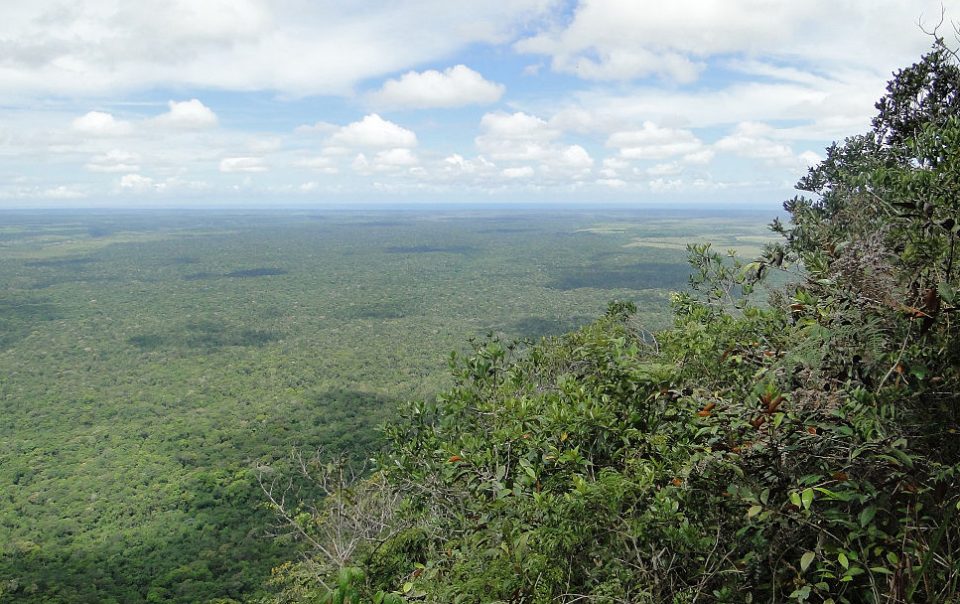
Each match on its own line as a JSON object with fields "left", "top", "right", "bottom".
{"left": 1, "top": 0, "right": 957, "bottom": 208}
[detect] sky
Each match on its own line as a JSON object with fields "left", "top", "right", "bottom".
{"left": 1, "top": 0, "right": 957, "bottom": 208}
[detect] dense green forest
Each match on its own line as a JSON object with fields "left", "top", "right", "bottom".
{"left": 252, "top": 42, "right": 960, "bottom": 603}
{"left": 0, "top": 207, "right": 774, "bottom": 602}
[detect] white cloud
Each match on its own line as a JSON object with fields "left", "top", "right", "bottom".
{"left": 295, "top": 121, "right": 338, "bottom": 135}
{"left": 351, "top": 153, "right": 371, "bottom": 172}
{"left": 476, "top": 111, "right": 560, "bottom": 161}
{"left": 682, "top": 149, "right": 715, "bottom": 165}
{"left": 352, "top": 148, "right": 419, "bottom": 173}
{"left": 557, "top": 145, "right": 593, "bottom": 170}
{"left": 596, "top": 178, "right": 626, "bottom": 188}
{"left": 502, "top": 166, "right": 534, "bottom": 178}
{"left": 798, "top": 150, "right": 822, "bottom": 166}
{"left": 714, "top": 121, "right": 817, "bottom": 168}
{"left": 44, "top": 185, "right": 87, "bottom": 199}
{"left": 368, "top": 65, "right": 504, "bottom": 109}
{"left": 648, "top": 177, "right": 685, "bottom": 193}
{"left": 647, "top": 162, "right": 682, "bottom": 176}
{"left": 3, "top": 1, "right": 955, "bottom": 206}
{"left": 475, "top": 112, "right": 594, "bottom": 181}
{"left": 72, "top": 111, "right": 133, "bottom": 137}
{"left": 219, "top": 156, "right": 268, "bottom": 172}
{"left": 374, "top": 148, "right": 418, "bottom": 168}
{"left": 118, "top": 174, "right": 156, "bottom": 191}
{"left": 295, "top": 156, "right": 339, "bottom": 173}
{"left": 516, "top": 0, "right": 956, "bottom": 84}
{"left": 330, "top": 114, "right": 417, "bottom": 149}
{"left": 152, "top": 99, "right": 218, "bottom": 129}
{"left": 0, "top": 1, "right": 553, "bottom": 99}
{"left": 442, "top": 153, "right": 496, "bottom": 175}
{"left": 607, "top": 122, "right": 703, "bottom": 160}
{"left": 85, "top": 150, "right": 141, "bottom": 173}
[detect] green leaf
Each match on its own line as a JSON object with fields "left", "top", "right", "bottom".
{"left": 939, "top": 280, "right": 956, "bottom": 304}
{"left": 800, "top": 551, "right": 816, "bottom": 572}
{"left": 402, "top": 582, "right": 414, "bottom": 593}
{"left": 886, "top": 552, "right": 900, "bottom": 565}
{"left": 747, "top": 505, "right": 762, "bottom": 518}
{"left": 801, "top": 488, "right": 814, "bottom": 510}
{"left": 790, "top": 491, "right": 802, "bottom": 508}
{"left": 859, "top": 506, "right": 877, "bottom": 527}
{"left": 838, "top": 552, "right": 849, "bottom": 569}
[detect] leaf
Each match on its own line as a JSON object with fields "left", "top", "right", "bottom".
{"left": 939, "top": 280, "right": 956, "bottom": 305}
{"left": 790, "top": 491, "right": 802, "bottom": 508}
{"left": 747, "top": 505, "right": 762, "bottom": 518}
{"left": 801, "top": 488, "right": 814, "bottom": 510}
{"left": 402, "top": 582, "right": 414, "bottom": 593}
{"left": 838, "top": 552, "right": 849, "bottom": 569}
{"left": 859, "top": 506, "right": 877, "bottom": 527}
{"left": 800, "top": 551, "right": 816, "bottom": 571}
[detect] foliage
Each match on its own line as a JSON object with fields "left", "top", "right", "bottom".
{"left": 262, "top": 41, "right": 960, "bottom": 603}
{"left": 1, "top": 209, "right": 754, "bottom": 602}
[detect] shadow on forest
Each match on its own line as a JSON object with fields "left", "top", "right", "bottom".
{"left": 182, "top": 267, "right": 288, "bottom": 281}
{"left": 508, "top": 315, "right": 593, "bottom": 340}
{"left": 549, "top": 262, "right": 691, "bottom": 291}
{"left": 128, "top": 322, "right": 282, "bottom": 351}
{"left": 24, "top": 257, "right": 98, "bottom": 268}
{"left": 0, "top": 297, "right": 59, "bottom": 348}
{"left": 384, "top": 245, "right": 474, "bottom": 254}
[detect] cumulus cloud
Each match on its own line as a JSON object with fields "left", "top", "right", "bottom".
{"left": 368, "top": 65, "right": 505, "bottom": 109}
{"left": 502, "top": 166, "right": 534, "bottom": 178}
{"left": 152, "top": 99, "right": 218, "bottom": 129}
{"left": 85, "top": 150, "right": 141, "bottom": 173}
{"left": 374, "top": 148, "right": 418, "bottom": 168}
{"left": 476, "top": 111, "right": 560, "bottom": 161}
{"left": 118, "top": 174, "right": 157, "bottom": 191}
{"left": 606, "top": 122, "right": 704, "bottom": 160}
{"left": 596, "top": 178, "right": 626, "bottom": 188}
{"left": 219, "top": 157, "right": 268, "bottom": 173}
{"left": 516, "top": 0, "right": 954, "bottom": 84}
{"left": 682, "top": 149, "right": 715, "bottom": 165}
{"left": 295, "top": 121, "right": 339, "bottom": 135}
{"left": 44, "top": 185, "right": 87, "bottom": 199}
{"left": 0, "top": 1, "right": 553, "bottom": 99}
{"left": 72, "top": 111, "right": 133, "bottom": 137}
{"left": 351, "top": 148, "right": 419, "bottom": 173}
{"left": 647, "top": 162, "right": 682, "bottom": 176}
{"left": 4, "top": 1, "right": 953, "bottom": 205}
{"left": 295, "top": 156, "right": 339, "bottom": 174}
{"left": 442, "top": 153, "right": 496, "bottom": 175}
{"left": 715, "top": 121, "right": 819, "bottom": 168}
{"left": 557, "top": 145, "right": 594, "bottom": 170}
{"left": 475, "top": 111, "right": 594, "bottom": 181}
{"left": 330, "top": 114, "right": 417, "bottom": 149}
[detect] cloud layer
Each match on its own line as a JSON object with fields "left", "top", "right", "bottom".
{"left": 1, "top": 0, "right": 957, "bottom": 206}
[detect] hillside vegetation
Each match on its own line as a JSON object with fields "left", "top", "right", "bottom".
{"left": 1, "top": 208, "right": 774, "bottom": 603}
{"left": 259, "top": 42, "right": 960, "bottom": 603}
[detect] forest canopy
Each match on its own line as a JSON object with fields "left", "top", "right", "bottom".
{"left": 258, "top": 39, "right": 960, "bottom": 604}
